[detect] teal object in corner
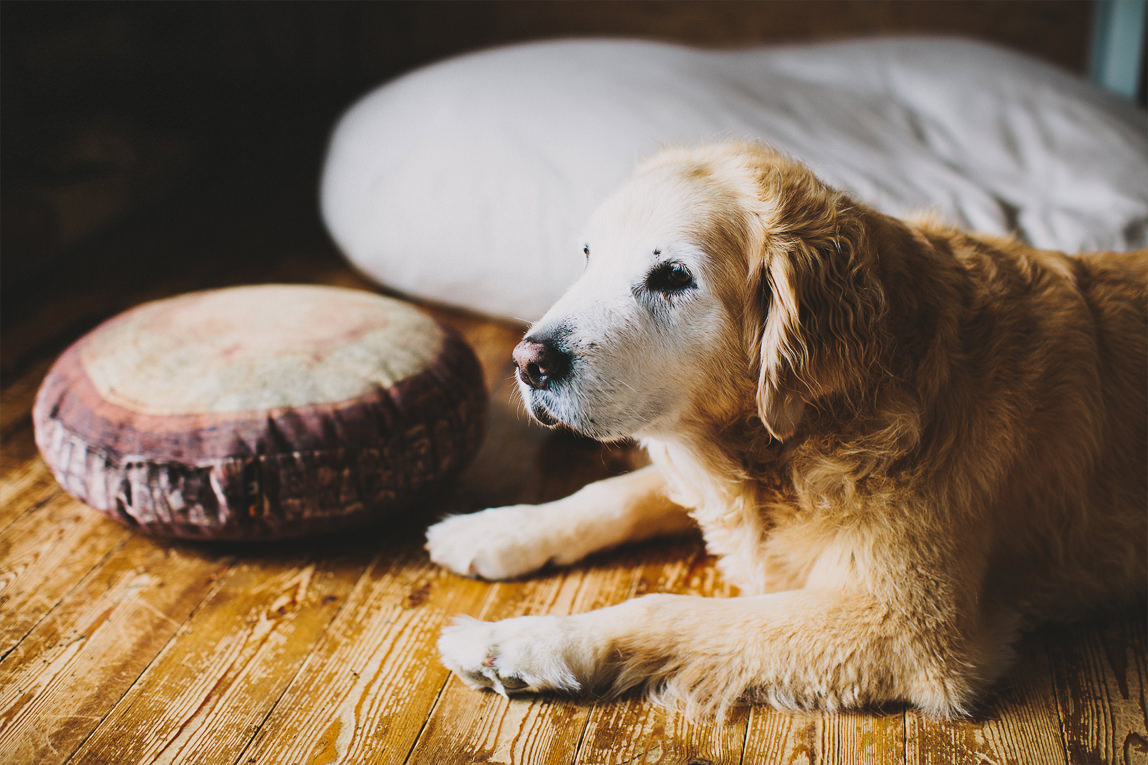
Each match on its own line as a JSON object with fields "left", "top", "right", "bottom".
{"left": 1090, "top": 0, "right": 1147, "bottom": 101}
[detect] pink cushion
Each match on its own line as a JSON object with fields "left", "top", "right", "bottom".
{"left": 34, "top": 284, "right": 487, "bottom": 540}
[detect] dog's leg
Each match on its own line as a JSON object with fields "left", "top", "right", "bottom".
{"left": 439, "top": 589, "right": 992, "bottom": 717}
{"left": 426, "top": 465, "right": 693, "bottom": 579}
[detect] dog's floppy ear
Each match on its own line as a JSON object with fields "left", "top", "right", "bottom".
{"left": 750, "top": 254, "right": 806, "bottom": 440}
{"left": 746, "top": 160, "right": 886, "bottom": 441}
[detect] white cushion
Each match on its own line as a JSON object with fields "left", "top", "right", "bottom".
{"left": 320, "top": 37, "right": 1148, "bottom": 321}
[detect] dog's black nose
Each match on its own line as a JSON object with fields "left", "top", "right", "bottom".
{"left": 513, "top": 336, "right": 570, "bottom": 389}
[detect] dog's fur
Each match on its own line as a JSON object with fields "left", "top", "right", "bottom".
{"left": 426, "top": 142, "right": 1147, "bottom": 718}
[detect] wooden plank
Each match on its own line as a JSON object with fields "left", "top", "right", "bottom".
{"left": 744, "top": 709, "right": 905, "bottom": 765}
{"left": 905, "top": 633, "right": 1067, "bottom": 765}
{"left": 743, "top": 712, "right": 822, "bottom": 764}
{"left": 233, "top": 543, "right": 492, "bottom": 764}
{"left": 68, "top": 537, "right": 375, "bottom": 764}
{"left": 409, "top": 688, "right": 590, "bottom": 765}
{"left": 1, "top": 362, "right": 60, "bottom": 530}
{"left": 0, "top": 450, "right": 62, "bottom": 532}
{"left": 0, "top": 492, "right": 132, "bottom": 659}
{"left": 1, "top": 418, "right": 41, "bottom": 469}
{"left": 0, "top": 535, "right": 233, "bottom": 763}
{"left": 1048, "top": 609, "right": 1148, "bottom": 765}
{"left": 577, "top": 697, "right": 749, "bottom": 765}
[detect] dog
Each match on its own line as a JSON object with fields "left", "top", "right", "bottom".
{"left": 425, "top": 141, "right": 1147, "bottom": 718}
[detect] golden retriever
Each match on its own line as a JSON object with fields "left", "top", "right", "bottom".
{"left": 426, "top": 141, "right": 1147, "bottom": 718}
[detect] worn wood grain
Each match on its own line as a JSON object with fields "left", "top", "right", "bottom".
{"left": 234, "top": 542, "right": 491, "bottom": 764}
{"left": 576, "top": 695, "right": 750, "bottom": 765}
{"left": 410, "top": 689, "right": 591, "bottom": 765}
{"left": 68, "top": 539, "right": 373, "bottom": 765}
{"left": 1049, "top": 610, "right": 1148, "bottom": 765}
{"left": 743, "top": 711, "right": 826, "bottom": 765}
{"left": 0, "top": 535, "right": 232, "bottom": 763}
{"left": 744, "top": 709, "right": 906, "bottom": 765}
{"left": 592, "top": 704, "right": 752, "bottom": 765}
{"left": 0, "top": 492, "right": 132, "bottom": 660}
{"left": 0, "top": 452, "right": 61, "bottom": 532}
{"left": 1, "top": 363, "right": 61, "bottom": 530}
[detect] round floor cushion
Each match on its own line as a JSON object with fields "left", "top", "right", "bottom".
{"left": 33, "top": 284, "right": 487, "bottom": 540}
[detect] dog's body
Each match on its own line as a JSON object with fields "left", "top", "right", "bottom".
{"left": 427, "top": 142, "right": 1147, "bottom": 717}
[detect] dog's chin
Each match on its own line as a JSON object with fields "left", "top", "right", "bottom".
{"left": 519, "top": 385, "right": 635, "bottom": 442}
{"left": 519, "top": 386, "right": 566, "bottom": 429}
{"left": 528, "top": 401, "right": 560, "bottom": 428}
{"left": 523, "top": 394, "right": 603, "bottom": 439}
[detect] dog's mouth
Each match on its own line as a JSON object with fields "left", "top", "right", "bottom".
{"left": 529, "top": 400, "right": 560, "bottom": 427}
{"left": 517, "top": 370, "right": 605, "bottom": 438}
{"left": 516, "top": 366, "right": 565, "bottom": 428}
{"left": 521, "top": 385, "right": 580, "bottom": 432}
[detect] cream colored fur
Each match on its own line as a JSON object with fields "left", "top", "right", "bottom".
{"left": 426, "top": 142, "right": 1148, "bottom": 718}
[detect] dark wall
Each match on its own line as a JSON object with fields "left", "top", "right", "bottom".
{"left": 1, "top": 1, "right": 1097, "bottom": 274}
{"left": 3, "top": 2, "right": 1097, "bottom": 136}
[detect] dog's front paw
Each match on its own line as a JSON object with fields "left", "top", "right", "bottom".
{"left": 438, "top": 615, "right": 585, "bottom": 697}
{"left": 426, "top": 505, "right": 561, "bottom": 579}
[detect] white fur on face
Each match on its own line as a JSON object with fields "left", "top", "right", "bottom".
{"left": 518, "top": 169, "right": 740, "bottom": 442}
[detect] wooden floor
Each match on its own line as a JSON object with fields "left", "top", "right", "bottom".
{"left": 2, "top": 173, "right": 1146, "bottom": 765}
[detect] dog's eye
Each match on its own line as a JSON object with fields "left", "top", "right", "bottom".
{"left": 583, "top": 244, "right": 590, "bottom": 258}
{"left": 646, "top": 262, "right": 694, "bottom": 293}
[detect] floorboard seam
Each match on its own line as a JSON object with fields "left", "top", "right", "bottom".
{"left": 568, "top": 700, "right": 596, "bottom": 765}
{"left": 401, "top": 676, "right": 452, "bottom": 765}
{"left": 901, "top": 708, "right": 908, "bottom": 765}
{"left": 737, "top": 706, "right": 751, "bottom": 765}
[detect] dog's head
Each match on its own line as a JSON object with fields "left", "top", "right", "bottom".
{"left": 514, "top": 142, "right": 887, "bottom": 443}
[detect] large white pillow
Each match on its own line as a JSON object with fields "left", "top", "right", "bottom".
{"left": 321, "top": 37, "right": 1148, "bottom": 321}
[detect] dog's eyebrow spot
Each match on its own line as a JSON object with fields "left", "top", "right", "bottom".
{"left": 653, "top": 248, "right": 662, "bottom": 256}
